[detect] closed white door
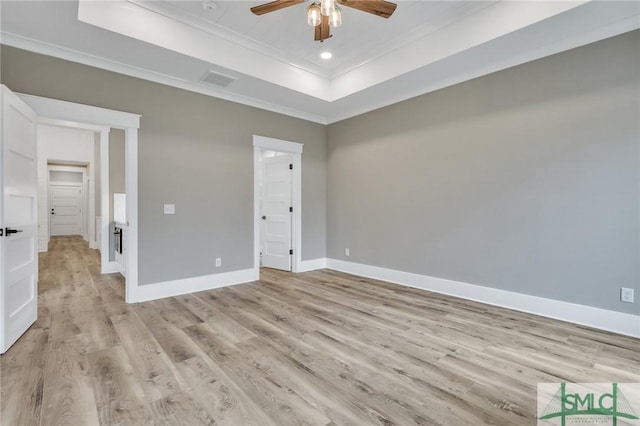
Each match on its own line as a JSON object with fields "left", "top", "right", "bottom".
{"left": 50, "top": 185, "right": 82, "bottom": 236}
{"left": 261, "top": 154, "right": 292, "bottom": 271}
{"left": 1, "top": 85, "right": 38, "bottom": 354}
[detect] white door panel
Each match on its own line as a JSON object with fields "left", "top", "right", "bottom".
{"left": 1, "top": 85, "right": 38, "bottom": 354}
{"left": 261, "top": 154, "right": 292, "bottom": 271}
{"left": 50, "top": 185, "right": 82, "bottom": 236}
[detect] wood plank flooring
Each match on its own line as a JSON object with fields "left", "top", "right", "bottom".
{"left": 1, "top": 236, "right": 638, "bottom": 425}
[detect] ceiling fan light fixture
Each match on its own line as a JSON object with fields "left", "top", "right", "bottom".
{"left": 320, "top": 0, "right": 334, "bottom": 17}
{"left": 306, "top": 3, "right": 321, "bottom": 26}
{"left": 328, "top": 5, "right": 342, "bottom": 27}
{"left": 251, "top": 0, "right": 397, "bottom": 42}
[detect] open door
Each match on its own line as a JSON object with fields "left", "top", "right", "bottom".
{"left": 261, "top": 153, "right": 292, "bottom": 271}
{"left": 0, "top": 85, "right": 38, "bottom": 354}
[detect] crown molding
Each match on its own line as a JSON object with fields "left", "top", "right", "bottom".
{"left": 0, "top": 32, "right": 328, "bottom": 124}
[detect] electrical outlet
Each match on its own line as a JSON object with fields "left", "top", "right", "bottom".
{"left": 345, "top": 248, "right": 350, "bottom": 256}
{"left": 621, "top": 288, "right": 634, "bottom": 303}
{"left": 215, "top": 258, "right": 221, "bottom": 268}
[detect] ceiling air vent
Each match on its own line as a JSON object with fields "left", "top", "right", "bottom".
{"left": 201, "top": 70, "right": 237, "bottom": 87}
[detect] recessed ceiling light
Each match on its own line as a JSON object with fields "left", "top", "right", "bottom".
{"left": 203, "top": 1, "right": 217, "bottom": 12}
{"left": 320, "top": 51, "right": 333, "bottom": 60}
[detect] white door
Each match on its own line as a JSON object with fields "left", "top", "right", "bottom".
{"left": 50, "top": 185, "right": 82, "bottom": 236}
{"left": 1, "top": 85, "right": 38, "bottom": 354}
{"left": 261, "top": 153, "right": 292, "bottom": 271}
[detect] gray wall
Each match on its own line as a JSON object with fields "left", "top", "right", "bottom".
{"left": 327, "top": 30, "right": 640, "bottom": 314}
{"left": 1, "top": 46, "right": 327, "bottom": 285}
{"left": 109, "top": 128, "right": 126, "bottom": 212}
{"left": 2, "top": 31, "right": 637, "bottom": 315}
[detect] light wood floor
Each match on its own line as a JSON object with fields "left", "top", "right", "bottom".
{"left": 1, "top": 236, "right": 638, "bottom": 425}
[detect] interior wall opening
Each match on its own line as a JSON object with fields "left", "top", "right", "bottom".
{"left": 252, "top": 135, "right": 303, "bottom": 274}
{"left": 34, "top": 120, "right": 126, "bottom": 296}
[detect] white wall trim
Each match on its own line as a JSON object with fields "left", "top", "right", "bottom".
{"left": 94, "top": 216, "right": 102, "bottom": 251}
{"left": 253, "top": 135, "right": 304, "bottom": 154}
{"left": 124, "top": 126, "right": 139, "bottom": 303}
{"left": 326, "top": 259, "right": 640, "bottom": 338}
{"left": 298, "top": 258, "right": 327, "bottom": 272}
{"left": 18, "top": 93, "right": 140, "bottom": 129}
{"left": 253, "top": 135, "right": 303, "bottom": 273}
{"left": 48, "top": 164, "right": 88, "bottom": 173}
{"left": 101, "top": 261, "right": 121, "bottom": 274}
{"left": 136, "top": 268, "right": 259, "bottom": 303}
{"left": 99, "top": 130, "right": 111, "bottom": 274}
{"left": 38, "top": 238, "right": 48, "bottom": 253}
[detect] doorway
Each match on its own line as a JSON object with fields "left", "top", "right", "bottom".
{"left": 48, "top": 165, "right": 86, "bottom": 238}
{"left": 253, "top": 135, "right": 303, "bottom": 273}
{"left": 17, "top": 92, "right": 140, "bottom": 302}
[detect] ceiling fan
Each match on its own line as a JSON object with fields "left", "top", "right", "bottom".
{"left": 251, "top": 0, "right": 397, "bottom": 42}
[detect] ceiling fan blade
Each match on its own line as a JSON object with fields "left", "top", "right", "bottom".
{"left": 314, "top": 14, "right": 332, "bottom": 42}
{"left": 251, "top": 0, "right": 305, "bottom": 16}
{"left": 337, "top": 0, "right": 397, "bottom": 18}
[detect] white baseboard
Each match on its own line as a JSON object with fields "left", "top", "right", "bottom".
{"left": 90, "top": 242, "right": 99, "bottom": 250}
{"left": 298, "top": 258, "right": 327, "bottom": 272}
{"left": 38, "top": 238, "right": 48, "bottom": 253}
{"left": 101, "top": 261, "right": 121, "bottom": 274}
{"left": 135, "top": 268, "right": 260, "bottom": 303}
{"left": 326, "top": 259, "right": 640, "bottom": 338}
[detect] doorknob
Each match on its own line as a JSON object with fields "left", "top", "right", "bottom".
{"left": 5, "top": 228, "right": 23, "bottom": 235}
{"left": 261, "top": 216, "right": 266, "bottom": 220}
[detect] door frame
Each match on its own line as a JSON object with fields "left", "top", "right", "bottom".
{"left": 18, "top": 93, "right": 141, "bottom": 303}
{"left": 253, "top": 135, "right": 303, "bottom": 273}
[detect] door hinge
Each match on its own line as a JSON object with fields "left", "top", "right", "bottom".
{"left": 289, "top": 249, "right": 293, "bottom": 255}
{"left": 289, "top": 163, "right": 293, "bottom": 170}
{"left": 289, "top": 206, "right": 293, "bottom": 213}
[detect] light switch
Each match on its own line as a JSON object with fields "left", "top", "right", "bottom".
{"left": 164, "top": 204, "right": 175, "bottom": 215}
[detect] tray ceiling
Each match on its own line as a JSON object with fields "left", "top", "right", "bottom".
{"left": 1, "top": 1, "right": 638, "bottom": 123}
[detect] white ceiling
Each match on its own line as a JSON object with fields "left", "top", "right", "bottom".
{"left": 1, "top": 1, "right": 639, "bottom": 124}
{"left": 144, "top": 0, "right": 496, "bottom": 76}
